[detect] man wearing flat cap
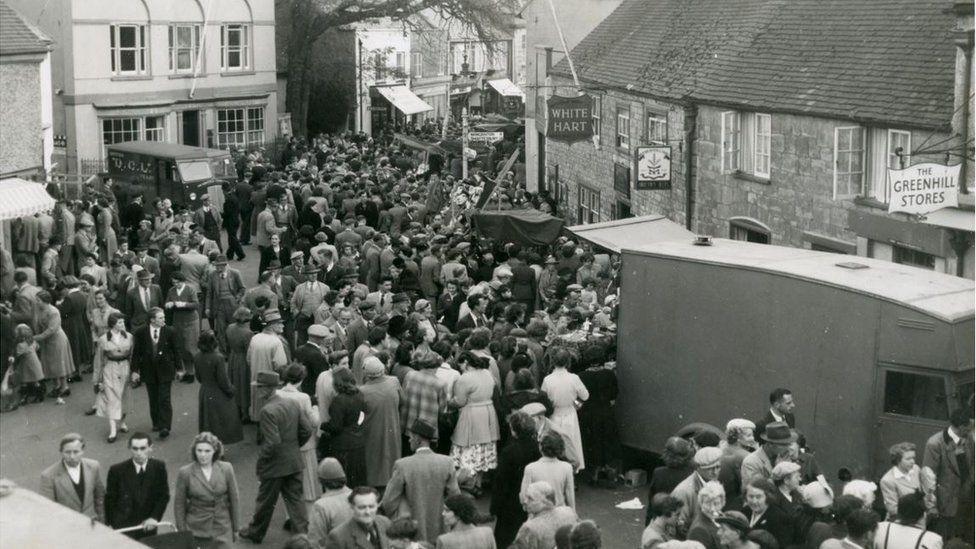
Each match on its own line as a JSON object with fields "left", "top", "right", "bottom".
{"left": 205, "top": 255, "right": 245, "bottom": 351}
{"left": 291, "top": 264, "right": 328, "bottom": 347}
{"left": 293, "top": 323, "right": 332, "bottom": 398}
{"left": 671, "top": 446, "right": 724, "bottom": 535}
{"left": 308, "top": 458, "right": 353, "bottom": 548}
{"left": 381, "top": 420, "right": 460, "bottom": 542}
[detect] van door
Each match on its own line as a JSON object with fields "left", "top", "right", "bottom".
{"left": 873, "top": 364, "right": 952, "bottom": 477}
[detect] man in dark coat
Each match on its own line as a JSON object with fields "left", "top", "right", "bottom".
{"left": 222, "top": 186, "right": 246, "bottom": 260}
{"left": 293, "top": 324, "right": 332, "bottom": 399}
{"left": 105, "top": 433, "right": 169, "bottom": 539}
{"left": 239, "top": 386, "right": 314, "bottom": 543}
{"left": 235, "top": 179, "right": 254, "bottom": 245}
{"left": 326, "top": 487, "right": 392, "bottom": 549}
{"left": 130, "top": 308, "right": 181, "bottom": 438}
{"left": 754, "top": 388, "right": 797, "bottom": 440}
{"left": 123, "top": 269, "right": 162, "bottom": 332}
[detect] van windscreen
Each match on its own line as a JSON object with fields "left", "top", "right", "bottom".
{"left": 177, "top": 160, "right": 213, "bottom": 183}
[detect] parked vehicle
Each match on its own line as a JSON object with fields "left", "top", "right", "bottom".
{"left": 105, "top": 142, "right": 235, "bottom": 208}
{"left": 615, "top": 237, "right": 974, "bottom": 479}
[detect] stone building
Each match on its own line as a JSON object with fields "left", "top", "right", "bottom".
{"left": 0, "top": 1, "right": 54, "bottom": 178}
{"left": 542, "top": 0, "right": 975, "bottom": 278}
{"left": 7, "top": 0, "right": 280, "bottom": 175}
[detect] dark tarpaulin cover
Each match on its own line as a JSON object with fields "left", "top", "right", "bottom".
{"left": 472, "top": 209, "right": 565, "bottom": 246}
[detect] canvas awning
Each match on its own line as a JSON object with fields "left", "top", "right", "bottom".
{"left": 921, "top": 207, "right": 974, "bottom": 233}
{"left": 487, "top": 78, "right": 525, "bottom": 100}
{"left": 374, "top": 86, "right": 433, "bottom": 116}
{"left": 0, "top": 178, "right": 56, "bottom": 221}
{"left": 567, "top": 214, "right": 695, "bottom": 253}
{"left": 472, "top": 209, "right": 565, "bottom": 246}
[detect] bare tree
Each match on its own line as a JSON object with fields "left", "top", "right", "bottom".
{"left": 277, "top": 0, "right": 520, "bottom": 136}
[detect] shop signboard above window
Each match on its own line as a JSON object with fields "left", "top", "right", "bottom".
{"left": 547, "top": 94, "right": 593, "bottom": 144}
{"left": 887, "top": 163, "right": 960, "bottom": 215}
{"left": 635, "top": 145, "right": 671, "bottom": 190}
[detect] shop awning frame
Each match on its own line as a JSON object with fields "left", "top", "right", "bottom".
{"left": 374, "top": 86, "right": 434, "bottom": 116}
{"left": 487, "top": 78, "right": 525, "bottom": 100}
{"left": 567, "top": 214, "right": 695, "bottom": 253}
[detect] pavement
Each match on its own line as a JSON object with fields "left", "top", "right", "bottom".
{"left": 0, "top": 243, "right": 647, "bottom": 548}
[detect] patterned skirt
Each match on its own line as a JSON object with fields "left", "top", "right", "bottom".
{"left": 450, "top": 441, "right": 497, "bottom": 473}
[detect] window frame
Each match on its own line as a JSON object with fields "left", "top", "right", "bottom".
{"left": 615, "top": 106, "right": 631, "bottom": 151}
{"left": 721, "top": 111, "right": 741, "bottom": 174}
{"left": 833, "top": 126, "right": 865, "bottom": 200}
{"left": 646, "top": 113, "right": 667, "bottom": 145}
{"left": 216, "top": 107, "right": 264, "bottom": 149}
{"left": 168, "top": 24, "right": 201, "bottom": 74}
{"left": 888, "top": 129, "right": 911, "bottom": 171}
{"left": 220, "top": 23, "right": 250, "bottom": 72}
{"left": 591, "top": 95, "right": 602, "bottom": 148}
{"left": 879, "top": 366, "right": 951, "bottom": 422}
{"left": 110, "top": 23, "right": 148, "bottom": 75}
{"left": 411, "top": 51, "right": 423, "bottom": 78}
{"left": 577, "top": 184, "right": 602, "bottom": 224}
{"left": 754, "top": 113, "right": 771, "bottom": 178}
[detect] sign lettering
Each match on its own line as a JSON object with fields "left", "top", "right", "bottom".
{"left": 887, "top": 163, "right": 960, "bottom": 215}
{"left": 635, "top": 146, "right": 671, "bottom": 190}
{"left": 547, "top": 94, "right": 593, "bottom": 144}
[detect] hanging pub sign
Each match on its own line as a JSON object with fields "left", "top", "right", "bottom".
{"left": 547, "top": 94, "right": 593, "bottom": 144}
{"left": 887, "top": 163, "right": 960, "bottom": 215}
{"left": 635, "top": 145, "right": 671, "bottom": 190}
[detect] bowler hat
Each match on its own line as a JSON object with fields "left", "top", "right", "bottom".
{"left": 761, "top": 421, "right": 798, "bottom": 444}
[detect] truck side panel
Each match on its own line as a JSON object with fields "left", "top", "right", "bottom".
{"left": 617, "top": 253, "right": 880, "bottom": 479}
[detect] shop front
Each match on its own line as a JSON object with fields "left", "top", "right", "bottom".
{"left": 369, "top": 85, "right": 434, "bottom": 135}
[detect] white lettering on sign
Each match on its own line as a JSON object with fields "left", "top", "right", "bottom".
{"left": 887, "top": 163, "right": 960, "bottom": 215}
{"left": 468, "top": 131, "right": 504, "bottom": 144}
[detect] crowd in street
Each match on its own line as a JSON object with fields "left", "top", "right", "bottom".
{"left": 0, "top": 124, "right": 973, "bottom": 549}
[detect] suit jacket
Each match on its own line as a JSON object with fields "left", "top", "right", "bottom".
{"left": 179, "top": 252, "right": 210, "bottom": 293}
{"left": 923, "top": 428, "right": 976, "bottom": 517}
{"left": 686, "top": 514, "right": 722, "bottom": 549}
{"left": 381, "top": 448, "right": 460, "bottom": 542}
{"left": 455, "top": 313, "right": 488, "bottom": 332}
{"left": 293, "top": 342, "right": 330, "bottom": 398}
{"left": 124, "top": 284, "right": 163, "bottom": 329}
{"left": 105, "top": 458, "right": 170, "bottom": 529}
{"left": 166, "top": 284, "right": 200, "bottom": 325}
{"left": 754, "top": 409, "right": 796, "bottom": 440}
{"left": 39, "top": 458, "right": 106, "bottom": 522}
{"left": 671, "top": 472, "right": 704, "bottom": 532}
{"left": 257, "top": 393, "right": 313, "bottom": 480}
{"left": 173, "top": 461, "right": 241, "bottom": 540}
{"left": 205, "top": 268, "right": 245, "bottom": 316}
{"left": 131, "top": 324, "right": 181, "bottom": 383}
{"left": 746, "top": 504, "right": 795, "bottom": 547}
{"left": 326, "top": 516, "right": 392, "bottom": 549}
{"left": 193, "top": 207, "right": 223, "bottom": 234}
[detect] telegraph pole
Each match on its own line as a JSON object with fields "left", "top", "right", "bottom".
{"left": 462, "top": 107, "right": 469, "bottom": 180}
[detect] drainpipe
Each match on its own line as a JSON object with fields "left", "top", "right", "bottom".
{"left": 952, "top": 0, "right": 974, "bottom": 192}
{"left": 683, "top": 102, "right": 698, "bottom": 231}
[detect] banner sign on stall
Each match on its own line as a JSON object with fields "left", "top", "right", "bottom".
{"left": 887, "top": 163, "right": 960, "bottom": 215}
{"left": 547, "top": 94, "right": 593, "bottom": 144}
{"left": 635, "top": 146, "right": 671, "bottom": 190}
{"left": 468, "top": 131, "right": 505, "bottom": 144}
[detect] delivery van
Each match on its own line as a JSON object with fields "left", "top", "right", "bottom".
{"left": 616, "top": 238, "right": 974, "bottom": 480}
{"left": 105, "top": 142, "right": 235, "bottom": 208}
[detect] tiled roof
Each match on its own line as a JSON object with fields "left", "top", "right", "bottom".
{"left": 555, "top": 0, "right": 957, "bottom": 130}
{"left": 0, "top": 1, "right": 52, "bottom": 56}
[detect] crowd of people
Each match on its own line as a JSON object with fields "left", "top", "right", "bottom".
{"left": 1, "top": 124, "right": 972, "bottom": 549}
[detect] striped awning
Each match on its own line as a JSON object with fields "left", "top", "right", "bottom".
{"left": 0, "top": 178, "right": 56, "bottom": 221}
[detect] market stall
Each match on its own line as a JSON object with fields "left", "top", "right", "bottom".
{"left": 472, "top": 209, "right": 565, "bottom": 246}
{"left": 567, "top": 214, "right": 695, "bottom": 253}
{"left": 0, "top": 177, "right": 57, "bottom": 252}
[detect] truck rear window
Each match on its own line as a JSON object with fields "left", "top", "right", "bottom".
{"left": 883, "top": 370, "right": 949, "bottom": 421}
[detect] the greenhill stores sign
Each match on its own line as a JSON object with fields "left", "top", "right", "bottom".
{"left": 547, "top": 94, "right": 593, "bottom": 144}
{"left": 887, "top": 163, "right": 961, "bottom": 215}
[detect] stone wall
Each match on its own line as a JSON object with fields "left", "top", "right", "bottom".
{"left": 0, "top": 61, "right": 43, "bottom": 176}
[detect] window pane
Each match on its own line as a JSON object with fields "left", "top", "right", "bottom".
{"left": 229, "top": 51, "right": 241, "bottom": 68}
{"left": 228, "top": 27, "right": 241, "bottom": 47}
{"left": 838, "top": 128, "right": 850, "bottom": 150}
{"left": 178, "top": 26, "right": 192, "bottom": 47}
{"left": 883, "top": 370, "right": 948, "bottom": 420}
{"left": 177, "top": 51, "right": 191, "bottom": 69}
{"left": 120, "top": 50, "right": 136, "bottom": 71}
{"left": 119, "top": 26, "right": 136, "bottom": 47}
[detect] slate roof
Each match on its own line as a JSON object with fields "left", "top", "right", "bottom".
{"left": 0, "top": 1, "right": 52, "bottom": 56}
{"left": 554, "top": 0, "right": 958, "bottom": 131}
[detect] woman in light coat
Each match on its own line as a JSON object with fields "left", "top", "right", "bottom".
{"left": 520, "top": 431, "right": 575, "bottom": 510}
{"left": 878, "top": 441, "right": 935, "bottom": 519}
{"left": 540, "top": 347, "right": 589, "bottom": 472}
{"left": 35, "top": 290, "right": 75, "bottom": 399}
{"left": 174, "top": 432, "right": 241, "bottom": 548}
{"left": 93, "top": 311, "right": 132, "bottom": 442}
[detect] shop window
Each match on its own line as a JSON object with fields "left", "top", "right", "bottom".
{"left": 221, "top": 24, "right": 250, "bottom": 71}
{"left": 729, "top": 218, "right": 770, "bottom": 244}
{"left": 883, "top": 370, "right": 949, "bottom": 421}
{"left": 217, "top": 108, "right": 264, "bottom": 149}
{"left": 143, "top": 116, "right": 165, "bottom": 141}
{"left": 102, "top": 118, "right": 141, "bottom": 146}
{"left": 893, "top": 245, "right": 935, "bottom": 270}
{"left": 110, "top": 24, "right": 147, "bottom": 75}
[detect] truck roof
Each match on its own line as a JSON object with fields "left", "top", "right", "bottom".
{"left": 624, "top": 238, "right": 975, "bottom": 323}
{"left": 107, "top": 141, "right": 231, "bottom": 160}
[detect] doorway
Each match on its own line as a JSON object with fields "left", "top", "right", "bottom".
{"left": 182, "top": 110, "right": 200, "bottom": 146}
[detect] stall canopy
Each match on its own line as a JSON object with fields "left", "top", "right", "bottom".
{"left": 394, "top": 133, "right": 448, "bottom": 156}
{"left": 375, "top": 86, "right": 434, "bottom": 116}
{"left": 567, "top": 214, "right": 695, "bottom": 253}
{"left": 488, "top": 78, "right": 525, "bottom": 101}
{"left": 0, "top": 480, "right": 147, "bottom": 549}
{"left": 0, "top": 178, "right": 56, "bottom": 221}
{"left": 473, "top": 209, "right": 565, "bottom": 246}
